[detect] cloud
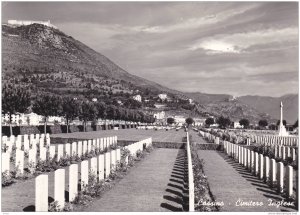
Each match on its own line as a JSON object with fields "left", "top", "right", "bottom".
{"left": 189, "top": 27, "right": 298, "bottom": 54}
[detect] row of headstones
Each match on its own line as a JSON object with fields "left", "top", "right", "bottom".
{"left": 251, "top": 135, "right": 298, "bottom": 147}
{"left": 35, "top": 148, "right": 121, "bottom": 211}
{"left": 199, "top": 131, "right": 215, "bottom": 143}
{"left": 35, "top": 137, "right": 152, "bottom": 211}
{"left": 2, "top": 136, "right": 118, "bottom": 174}
{"left": 201, "top": 130, "right": 298, "bottom": 163}
{"left": 124, "top": 137, "right": 152, "bottom": 156}
{"left": 2, "top": 133, "right": 51, "bottom": 154}
{"left": 223, "top": 141, "right": 295, "bottom": 198}
{"left": 186, "top": 132, "right": 194, "bottom": 212}
{"left": 2, "top": 133, "right": 50, "bottom": 144}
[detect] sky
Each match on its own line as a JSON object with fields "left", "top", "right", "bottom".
{"left": 2, "top": 1, "right": 299, "bottom": 97}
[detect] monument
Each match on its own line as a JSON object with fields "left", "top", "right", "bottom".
{"left": 278, "top": 101, "right": 289, "bottom": 136}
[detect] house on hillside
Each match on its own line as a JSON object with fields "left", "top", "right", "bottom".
{"left": 158, "top": 93, "right": 167, "bottom": 101}
{"left": 133, "top": 94, "right": 142, "bottom": 102}
{"left": 233, "top": 121, "right": 243, "bottom": 129}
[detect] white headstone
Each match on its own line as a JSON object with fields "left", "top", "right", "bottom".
{"left": 69, "top": 164, "right": 78, "bottom": 202}
{"left": 110, "top": 150, "right": 116, "bottom": 170}
{"left": 15, "top": 150, "right": 24, "bottom": 174}
{"left": 98, "top": 154, "right": 105, "bottom": 180}
{"left": 81, "top": 160, "right": 89, "bottom": 188}
{"left": 264, "top": 156, "right": 270, "bottom": 182}
{"left": 286, "top": 165, "right": 293, "bottom": 197}
{"left": 57, "top": 144, "right": 64, "bottom": 161}
{"left": 277, "top": 162, "right": 284, "bottom": 193}
{"left": 71, "top": 142, "right": 77, "bottom": 156}
{"left": 77, "top": 142, "right": 82, "bottom": 157}
{"left": 87, "top": 140, "right": 92, "bottom": 153}
{"left": 35, "top": 175, "right": 48, "bottom": 212}
{"left": 83, "top": 141, "right": 87, "bottom": 154}
{"left": 90, "top": 157, "right": 97, "bottom": 176}
{"left": 54, "top": 169, "right": 65, "bottom": 209}
{"left": 65, "top": 143, "right": 71, "bottom": 157}
{"left": 105, "top": 152, "right": 111, "bottom": 178}
{"left": 2, "top": 153, "right": 10, "bottom": 173}
{"left": 40, "top": 147, "right": 47, "bottom": 161}
{"left": 29, "top": 149, "right": 37, "bottom": 165}
{"left": 49, "top": 145, "right": 56, "bottom": 160}
{"left": 270, "top": 159, "right": 276, "bottom": 187}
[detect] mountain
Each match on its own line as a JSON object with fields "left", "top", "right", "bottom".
{"left": 238, "top": 94, "right": 298, "bottom": 124}
{"left": 184, "top": 92, "right": 233, "bottom": 104}
{"left": 2, "top": 23, "right": 178, "bottom": 96}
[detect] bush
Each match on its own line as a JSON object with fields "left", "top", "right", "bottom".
{"left": 2, "top": 171, "right": 15, "bottom": 187}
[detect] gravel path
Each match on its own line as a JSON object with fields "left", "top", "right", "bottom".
{"left": 197, "top": 149, "right": 297, "bottom": 212}
{"left": 80, "top": 148, "right": 184, "bottom": 212}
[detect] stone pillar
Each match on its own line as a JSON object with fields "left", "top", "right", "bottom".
{"left": 98, "top": 154, "right": 105, "bottom": 180}
{"left": 54, "top": 169, "right": 65, "bottom": 209}
{"left": 69, "top": 164, "right": 78, "bottom": 202}
{"left": 277, "top": 162, "right": 284, "bottom": 193}
{"left": 2, "top": 153, "right": 10, "bottom": 173}
{"left": 105, "top": 152, "right": 111, "bottom": 178}
{"left": 35, "top": 175, "right": 48, "bottom": 211}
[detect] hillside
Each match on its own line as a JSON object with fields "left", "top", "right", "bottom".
{"left": 2, "top": 23, "right": 178, "bottom": 97}
{"left": 238, "top": 94, "right": 298, "bottom": 124}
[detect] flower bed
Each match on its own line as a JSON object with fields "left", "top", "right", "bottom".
{"left": 190, "top": 143, "right": 219, "bottom": 212}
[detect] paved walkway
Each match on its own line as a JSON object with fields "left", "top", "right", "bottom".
{"left": 197, "top": 149, "right": 297, "bottom": 212}
{"left": 80, "top": 148, "right": 185, "bottom": 212}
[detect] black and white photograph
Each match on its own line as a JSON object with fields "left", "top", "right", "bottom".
{"left": 1, "top": 1, "right": 299, "bottom": 213}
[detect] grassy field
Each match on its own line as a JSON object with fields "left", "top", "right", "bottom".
{"left": 51, "top": 128, "right": 205, "bottom": 144}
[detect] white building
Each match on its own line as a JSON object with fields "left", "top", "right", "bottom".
{"left": 92, "top": 98, "right": 98, "bottom": 102}
{"left": 233, "top": 121, "right": 243, "bottom": 129}
{"left": 153, "top": 111, "right": 165, "bottom": 120}
{"left": 8, "top": 20, "right": 57, "bottom": 28}
{"left": 158, "top": 93, "right": 167, "bottom": 101}
{"left": 133, "top": 95, "right": 142, "bottom": 102}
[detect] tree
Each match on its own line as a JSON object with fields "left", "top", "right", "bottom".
{"left": 239, "top": 118, "right": 250, "bottom": 129}
{"left": 185, "top": 117, "right": 194, "bottom": 128}
{"left": 79, "top": 101, "right": 98, "bottom": 132}
{"left": 61, "top": 97, "right": 80, "bottom": 133}
{"left": 269, "top": 124, "right": 276, "bottom": 130}
{"left": 293, "top": 120, "right": 298, "bottom": 128}
{"left": 217, "top": 116, "right": 231, "bottom": 129}
{"left": 32, "top": 94, "right": 62, "bottom": 135}
{"left": 2, "top": 85, "right": 31, "bottom": 136}
{"left": 205, "top": 117, "right": 214, "bottom": 127}
{"left": 258, "top": 119, "right": 268, "bottom": 128}
{"left": 167, "top": 117, "right": 175, "bottom": 125}
{"left": 276, "top": 120, "right": 287, "bottom": 126}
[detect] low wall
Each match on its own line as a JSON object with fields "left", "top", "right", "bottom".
{"left": 1, "top": 123, "right": 134, "bottom": 136}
